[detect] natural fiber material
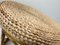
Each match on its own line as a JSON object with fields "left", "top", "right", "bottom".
{"left": 0, "top": 1, "right": 60, "bottom": 45}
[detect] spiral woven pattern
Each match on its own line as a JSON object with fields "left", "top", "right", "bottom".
{"left": 0, "top": 1, "right": 60, "bottom": 45}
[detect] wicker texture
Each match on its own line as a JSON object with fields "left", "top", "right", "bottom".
{"left": 0, "top": 1, "right": 60, "bottom": 45}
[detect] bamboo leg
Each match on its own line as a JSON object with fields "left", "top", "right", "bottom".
{"left": 5, "top": 38, "right": 9, "bottom": 44}
{"left": 5, "top": 38, "right": 18, "bottom": 45}
{"left": 12, "top": 41, "right": 18, "bottom": 45}
{"left": 1, "top": 30, "right": 5, "bottom": 45}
